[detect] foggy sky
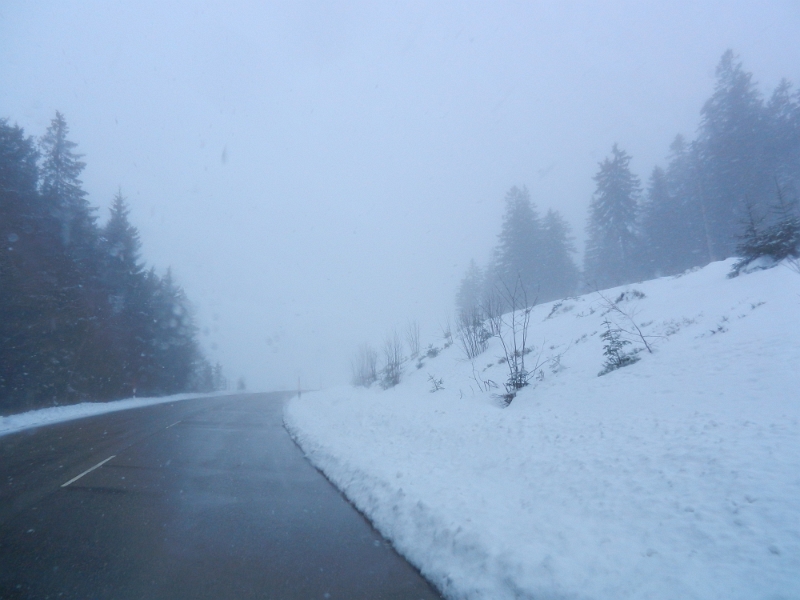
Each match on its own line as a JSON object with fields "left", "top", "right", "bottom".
{"left": 2, "top": 1, "right": 799, "bottom": 390}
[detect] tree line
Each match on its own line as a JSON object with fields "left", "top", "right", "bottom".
{"left": 0, "top": 112, "right": 223, "bottom": 414}
{"left": 458, "top": 51, "right": 800, "bottom": 314}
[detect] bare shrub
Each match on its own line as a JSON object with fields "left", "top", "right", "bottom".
{"left": 495, "top": 278, "right": 535, "bottom": 404}
{"left": 406, "top": 321, "right": 421, "bottom": 358}
{"left": 481, "top": 289, "right": 504, "bottom": 336}
{"left": 351, "top": 343, "right": 378, "bottom": 387}
{"left": 456, "top": 307, "right": 490, "bottom": 359}
{"left": 382, "top": 330, "right": 403, "bottom": 388}
{"left": 440, "top": 317, "right": 454, "bottom": 347}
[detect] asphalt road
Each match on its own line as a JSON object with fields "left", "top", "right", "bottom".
{"left": 0, "top": 393, "right": 441, "bottom": 599}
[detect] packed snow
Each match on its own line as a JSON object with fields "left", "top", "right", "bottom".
{"left": 0, "top": 392, "right": 217, "bottom": 438}
{"left": 285, "top": 259, "right": 800, "bottom": 600}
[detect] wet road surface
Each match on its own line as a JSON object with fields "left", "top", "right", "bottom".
{"left": 0, "top": 393, "right": 441, "bottom": 599}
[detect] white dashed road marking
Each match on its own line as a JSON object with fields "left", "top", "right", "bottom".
{"left": 60, "top": 455, "right": 116, "bottom": 487}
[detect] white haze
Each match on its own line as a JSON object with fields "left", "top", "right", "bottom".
{"left": 1, "top": 1, "right": 799, "bottom": 390}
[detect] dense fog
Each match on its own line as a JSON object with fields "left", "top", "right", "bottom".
{"left": 2, "top": 1, "right": 799, "bottom": 394}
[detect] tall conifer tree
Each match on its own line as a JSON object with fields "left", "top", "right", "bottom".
{"left": 488, "top": 186, "right": 543, "bottom": 302}
{"left": 100, "top": 192, "right": 150, "bottom": 397}
{"left": 0, "top": 120, "right": 63, "bottom": 409}
{"left": 695, "top": 51, "right": 769, "bottom": 259}
{"left": 540, "top": 209, "right": 578, "bottom": 300}
{"left": 40, "top": 112, "right": 97, "bottom": 258}
{"left": 39, "top": 112, "right": 107, "bottom": 400}
{"left": 584, "top": 145, "right": 642, "bottom": 288}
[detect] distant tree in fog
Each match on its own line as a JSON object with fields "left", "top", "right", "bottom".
{"left": 487, "top": 186, "right": 543, "bottom": 304}
{"left": 540, "top": 209, "right": 579, "bottom": 299}
{"left": 765, "top": 79, "right": 800, "bottom": 202}
{"left": 456, "top": 259, "right": 484, "bottom": 317}
{"left": 694, "top": 50, "right": 771, "bottom": 259}
{"left": 212, "top": 362, "right": 227, "bottom": 391}
{"left": 584, "top": 144, "right": 642, "bottom": 288}
{"left": 642, "top": 52, "right": 800, "bottom": 273}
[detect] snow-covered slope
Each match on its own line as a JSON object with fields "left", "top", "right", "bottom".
{"left": 285, "top": 259, "right": 800, "bottom": 600}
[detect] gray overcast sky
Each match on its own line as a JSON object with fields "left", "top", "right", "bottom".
{"left": 2, "top": 1, "right": 799, "bottom": 390}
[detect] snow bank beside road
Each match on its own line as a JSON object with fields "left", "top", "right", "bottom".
{"left": 285, "top": 260, "right": 800, "bottom": 600}
{"left": 0, "top": 392, "right": 214, "bottom": 437}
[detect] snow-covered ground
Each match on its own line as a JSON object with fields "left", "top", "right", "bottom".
{"left": 285, "top": 259, "right": 800, "bottom": 600}
{"left": 0, "top": 392, "right": 217, "bottom": 438}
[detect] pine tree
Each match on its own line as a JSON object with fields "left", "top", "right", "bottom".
{"left": 103, "top": 191, "right": 143, "bottom": 282}
{"left": 598, "top": 319, "right": 639, "bottom": 376}
{"left": 40, "top": 112, "right": 97, "bottom": 259}
{"left": 539, "top": 209, "right": 578, "bottom": 300}
{"left": 145, "top": 269, "right": 201, "bottom": 395}
{"left": 100, "top": 191, "right": 150, "bottom": 397}
{"left": 0, "top": 120, "right": 64, "bottom": 410}
{"left": 38, "top": 112, "right": 107, "bottom": 402}
{"left": 765, "top": 79, "right": 800, "bottom": 205}
{"left": 639, "top": 153, "right": 710, "bottom": 279}
{"left": 732, "top": 186, "right": 800, "bottom": 277}
{"left": 640, "top": 166, "right": 672, "bottom": 276}
{"left": 664, "top": 136, "right": 714, "bottom": 270}
{"left": 584, "top": 144, "right": 642, "bottom": 289}
{"left": 696, "top": 51, "right": 770, "bottom": 259}
{"left": 488, "top": 186, "right": 543, "bottom": 302}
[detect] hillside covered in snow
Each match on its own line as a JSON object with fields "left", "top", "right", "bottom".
{"left": 285, "top": 259, "right": 800, "bottom": 600}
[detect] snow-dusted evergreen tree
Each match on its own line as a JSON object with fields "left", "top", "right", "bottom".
{"left": 731, "top": 186, "right": 800, "bottom": 277}
{"left": 488, "top": 186, "right": 543, "bottom": 303}
{"left": 584, "top": 144, "right": 642, "bottom": 289}
{"left": 598, "top": 319, "right": 639, "bottom": 376}
{"left": 539, "top": 209, "right": 578, "bottom": 300}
